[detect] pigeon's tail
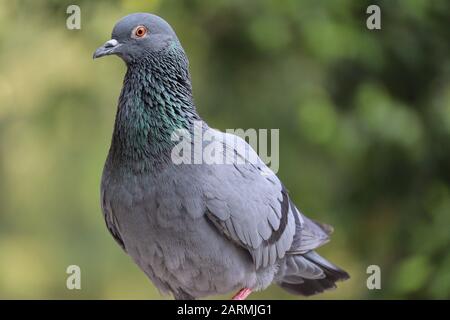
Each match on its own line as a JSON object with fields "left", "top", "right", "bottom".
{"left": 277, "top": 251, "right": 350, "bottom": 296}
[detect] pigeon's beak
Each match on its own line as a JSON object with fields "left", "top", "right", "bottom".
{"left": 93, "top": 39, "right": 121, "bottom": 59}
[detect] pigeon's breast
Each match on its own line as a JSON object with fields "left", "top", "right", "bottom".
{"left": 100, "top": 166, "right": 263, "bottom": 297}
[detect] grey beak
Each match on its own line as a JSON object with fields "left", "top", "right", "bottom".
{"left": 93, "top": 39, "right": 120, "bottom": 59}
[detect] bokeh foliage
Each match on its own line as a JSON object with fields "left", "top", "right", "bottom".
{"left": 0, "top": 0, "right": 449, "bottom": 299}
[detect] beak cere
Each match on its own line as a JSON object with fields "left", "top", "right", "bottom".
{"left": 93, "top": 39, "right": 120, "bottom": 59}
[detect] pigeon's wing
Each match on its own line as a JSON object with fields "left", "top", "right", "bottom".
{"left": 287, "top": 213, "right": 332, "bottom": 255}
{"left": 200, "top": 130, "right": 300, "bottom": 269}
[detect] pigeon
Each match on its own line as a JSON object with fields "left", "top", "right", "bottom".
{"left": 94, "top": 13, "right": 349, "bottom": 300}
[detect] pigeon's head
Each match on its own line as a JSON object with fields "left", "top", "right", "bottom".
{"left": 93, "top": 13, "right": 180, "bottom": 64}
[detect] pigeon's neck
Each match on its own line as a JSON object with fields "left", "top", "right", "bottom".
{"left": 109, "top": 50, "right": 201, "bottom": 172}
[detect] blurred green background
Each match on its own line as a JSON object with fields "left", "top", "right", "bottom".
{"left": 0, "top": 0, "right": 449, "bottom": 299}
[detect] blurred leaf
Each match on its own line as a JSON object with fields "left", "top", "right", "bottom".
{"left": 391, "top": 255, "right": 432, "bottom": 294}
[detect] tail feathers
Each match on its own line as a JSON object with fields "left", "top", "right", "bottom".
{"left": 279, "top": 251, "right": 349, "bottom": 296}
{"left": 311, "top": 219, "right": 334, "bottom": 235}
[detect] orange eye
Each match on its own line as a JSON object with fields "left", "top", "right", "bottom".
{"left": 133, "top": 26, "right": 147, "bottom": 38}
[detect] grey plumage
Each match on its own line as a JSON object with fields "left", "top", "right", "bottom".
{"left": 95, "top": 13, "right": 349, "bottom": 299}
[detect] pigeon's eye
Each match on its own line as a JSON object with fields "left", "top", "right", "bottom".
{"left": 133, "top": 26, "right": 147, "bottom": 38}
